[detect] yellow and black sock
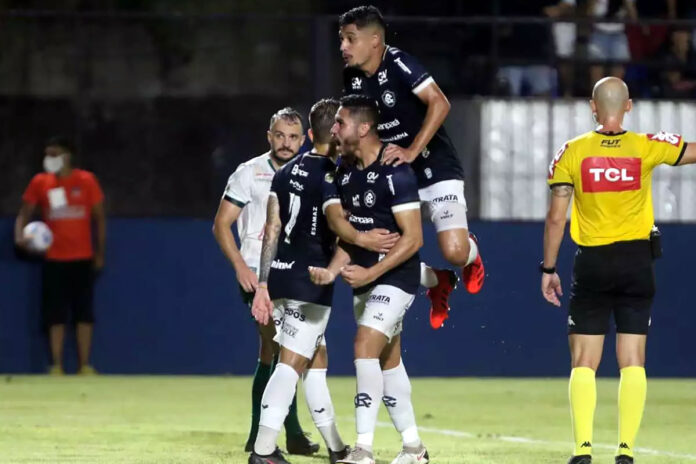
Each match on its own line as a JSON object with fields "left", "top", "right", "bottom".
{"left": 569, "top": 367, "right": 596, "bottom": 456}
{"left": 617, "top": 366, "right": 647, "bottom": 458}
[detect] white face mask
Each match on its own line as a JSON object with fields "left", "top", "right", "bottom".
{"left": 43, "top": 155, "right": 65, "bottom": 174}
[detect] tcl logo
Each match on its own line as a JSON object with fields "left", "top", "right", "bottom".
{"left": 581, "top": 157, "right": 641, "bottom": 193}
{"left": 647, "top": 131, "right": 681, "bottom": 147}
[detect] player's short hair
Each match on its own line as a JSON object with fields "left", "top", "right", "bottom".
{"left": 339, "top": 94, "right": 379, "bottom": 133}
{"left": 338, "top": 5, "right": 386, "bottom": 32}
{"left": 309, "top": 98, "right": 340, "bottom": 144}
{"left": 45, "top": 136, "right": 75, "bottom": 155}
{"left": 269, "top": 107, "right": 303, "bottom": 131}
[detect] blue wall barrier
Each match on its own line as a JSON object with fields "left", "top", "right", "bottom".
{"left": 1, "top": 217, "right": 694, "bottom": 377}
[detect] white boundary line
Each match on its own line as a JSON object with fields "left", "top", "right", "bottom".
{"left": 339, "top": 417, "right": 696, "bottom": 461}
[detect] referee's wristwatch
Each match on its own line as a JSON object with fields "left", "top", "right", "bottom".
{"left": 539, "top": 261, "right": 556, "bottom": 274}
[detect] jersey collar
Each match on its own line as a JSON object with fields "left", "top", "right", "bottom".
{"left": 594, "top": 130, "right": 627, "bottom": 136}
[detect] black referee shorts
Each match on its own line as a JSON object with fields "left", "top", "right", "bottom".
{"left": 569, "top": 240, "right": 655, "bottom": 335}
{"left": 42, "top": 260, "right": 95, "bottom": 327}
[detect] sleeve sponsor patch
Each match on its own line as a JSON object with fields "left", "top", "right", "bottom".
{"left": 647, "top": 131, "right": 682, "bottom": 147}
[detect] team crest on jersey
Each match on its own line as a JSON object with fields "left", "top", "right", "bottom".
{"left": 364, "top": 190, "right": 376, "bottom": 207}
{"left": 324, "top": 172, "right": 334, "bottom": 183}
{"left": 421, "top": 147, "right": 430, "bottom": 158}
{"left": 378, "top": 69, "right": 388, "bottom": 85}
{"left": 351, "top": 77, "right": 363, "bottom": 90}
{"left": 382, "top": 90, "right": 396, "bottom": 107}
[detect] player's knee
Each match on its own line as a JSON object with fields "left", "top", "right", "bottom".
{"left": 441, "top": 240, "right": 470, "bottom": 267}
{"left": 571, "top": 354, "right": 601, "bottom": 371}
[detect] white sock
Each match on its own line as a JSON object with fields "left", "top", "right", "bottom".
{"left": 466, "top": 236, "right": 479, "bottom": 266}
{"left": 354, "top": 358, "right": 383, "bottom": 449}
{"left": 255, "top": 363, "right": 299, "bottom": 455}
{"left": 303, "top": 368, "right": 345, "bottom": 452}
{"left": 382, "top": 359, "right": 421, "bottom": 447}
{"left": 420, "top": 262, "right": 439, "bottom": 288}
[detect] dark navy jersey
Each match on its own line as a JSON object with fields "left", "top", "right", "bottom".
{"left": 322, "top": 147, "right": 421, "bottom": 295}
{"left": 343, "top": 46, "right": 464, "bottom": 187}
{"left": 268, "top": 152, "right": 336, "bottom": 306}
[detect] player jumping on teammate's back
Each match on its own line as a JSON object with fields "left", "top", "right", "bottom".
{"left": 337, "top": 5, "right": 484, "bottom": 329}
{"left": 542, "top": 77, "right": 696, "bottom": 464}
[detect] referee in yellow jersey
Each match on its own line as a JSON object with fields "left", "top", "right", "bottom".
{"left": 541, "top": 77, "right": 696, "bottom": 464}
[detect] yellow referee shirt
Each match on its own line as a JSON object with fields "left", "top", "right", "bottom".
{"left": 547, "top": 130, "right": 687, "bottom": 246}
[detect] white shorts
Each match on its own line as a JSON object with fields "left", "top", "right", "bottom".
{"left": 353, "top": 285, "right": 415, "bottom": 342}
{"left": 418, "top": 179, "right": 469, "bottom": 232}
{"left": 272, "top": 299, "right": 329, "bottom": 360}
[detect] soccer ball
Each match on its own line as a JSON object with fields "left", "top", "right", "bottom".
{"left": 23, "top": 221, "right": 53, "bottom": 253}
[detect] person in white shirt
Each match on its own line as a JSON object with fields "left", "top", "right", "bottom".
{"left": 588, "top": 0, "right": 638, "bottom": 85}
{"left": 213, "top": 107, "right": 320, "bottom": 456}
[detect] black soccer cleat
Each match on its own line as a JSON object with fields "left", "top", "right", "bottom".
{"left": 615, "top": 456, "right": 634, "bottom": 464}
{"left": 248, "top": 447, "right": 292, "bottom": 464}
{"left": 329, "top": 445, "right": 351, "bottom": 464}
{"left": 568, "top": 456, "right": 592, "bottom": 464}
{"left": 286, "top": 432, "right": 320, "bottom": 455}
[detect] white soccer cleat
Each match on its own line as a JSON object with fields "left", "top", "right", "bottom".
{"left": 336, "top": 446, "right": 375, "bottom": 464}
{"left": 390, "top": 445, "right": 429, "bottom": 464}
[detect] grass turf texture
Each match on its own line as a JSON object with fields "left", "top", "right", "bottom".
{"left": 0, "top": 376, "right": 694, "bottom": 463}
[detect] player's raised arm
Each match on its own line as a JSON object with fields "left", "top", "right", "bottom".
{"left": 383, "top": 81, "right": 451, "bottom": 167}
{"left": 251, "top": 193, "right": 281, "bottom": 325}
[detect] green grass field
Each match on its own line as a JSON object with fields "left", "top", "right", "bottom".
{"left": 0, "top": 376, "right": 694, "bottom": 464}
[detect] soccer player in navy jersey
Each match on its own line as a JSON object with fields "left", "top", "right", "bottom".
{"left": 248, "top": 99, "right": 350, "bottom": 464}
{"left": 313, "top": 95, "right": 429, "bottom": 464}
{"left": 335, "top": 5, "right": 486, "bottom": 329}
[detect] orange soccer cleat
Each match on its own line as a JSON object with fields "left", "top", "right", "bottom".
{"left": 462, "top": 233, "right": 485, "bottom": 294}
{"left": 427, "top": 269, "right": 458, "bottom": 329}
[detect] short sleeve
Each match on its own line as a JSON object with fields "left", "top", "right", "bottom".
{"left": 389, "top": 49, "right": 433, "bottom": 94}
{"left": 87, "top": 173, "right": 104, "bottom": 206}
{"left": 22, "top": 175, "right": 42, "bottom": 205}
{"left": 388, "top": 165, "right": 420, "bottom": 213}
{"left": 223, "top": 164, "right": 252, "bottom": 208}
{"left": 321, "top": 168, "right": 341, "bottom": 214}
{"left": 547, "top": 142, "right": 574, "bottom": 188}
{"left": 644, "top": 132, "right": 687, "bottom": 167}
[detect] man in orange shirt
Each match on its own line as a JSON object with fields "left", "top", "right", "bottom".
{"left": 14, "top": 136, "right": 106, "bottom": 375}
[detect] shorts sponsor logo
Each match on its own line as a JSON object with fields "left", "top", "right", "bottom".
{"left": 378, "top": 119, "right": 400, "bottom": 131}
{"left": 284, "top": 308, "right": 306, "bottom": 322}
{"left": 289, "top": 179, "right": 304, "bottom": 191}
{"left": 282, "top": 322, "right": 298, "bottom": 338}
{"left": 382, "top": 90, "right": 396, "bottom": 107}
{"left": 368, "top": 294, "right": 391, "bottom": 304}
{"left": 581, "top": 157, "right": 641, "bottom": 193}
{"left": 367, "top": 172, "right": 380, "bottom": 183}
{"left": 364, "top": 190, "right": 376, "bottom": 207}
{"left": 291, "top": 164, "right": 309, "bottom": 177}
{"left": 271, "top": 260, "right": 295, "bottom": 270}
{"left": 354, "top": 392, "right": 373, "bottom": 408}
{"left": 373, "top": 312, "right": 384, "bottom": 322}
{"left": 439, "top": 209, "right": 453, "bottom": 220}
{"left": 349, "top": 215, "right": 374, "bottom": 225}
{"left": 648, "top": 131, "right": 682, "bottom": 147}
{"left": 432, "top": 194, "right": 458, "bottom": 203}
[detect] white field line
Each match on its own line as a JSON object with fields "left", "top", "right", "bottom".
{"left": 338, "top": 417, "right": 696, "bottom": 461}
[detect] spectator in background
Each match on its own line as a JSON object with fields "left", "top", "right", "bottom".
{"left": 497, "top": 0, "right": 576, "bottom": 97}
{"left": 669, "top": 0, "right": 696, "bottom": 67}
{"left": 546, "top": 0, "right": 578, "bottom": 96}
{"left": 588, "top": 0, "right": 639, "bottom": 86}
{"left": 14, "top": 136, "right": 106, "bottom": 375}
{"left": 662, "top": 28, "right": 696, "bottom": 97}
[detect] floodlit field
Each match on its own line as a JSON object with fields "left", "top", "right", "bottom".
{"left": 0, "top": 376, "right": 694, "bottom": 463}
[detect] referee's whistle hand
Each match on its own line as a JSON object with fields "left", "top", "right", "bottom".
{"left": 541, "top": 273, "right": 563, "bottom": 307}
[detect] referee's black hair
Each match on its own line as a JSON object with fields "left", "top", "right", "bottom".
{"left": 339, "top": 5, "right": 386, "bottom": 32}
{"left": 45, "top": 136, "right": 76, "bottom": 155}
{"left": 339, "top": 94, "right": 379, "bottom": 133}
{"left": 309, "top": 98, "right": 340, "bottom": 144}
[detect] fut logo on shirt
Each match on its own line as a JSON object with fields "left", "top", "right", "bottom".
{"left": 581, "top": 157, "right": 641, "bottom": 193}
{"left": 648, "top": 131, "right": 681, "bottom": 147}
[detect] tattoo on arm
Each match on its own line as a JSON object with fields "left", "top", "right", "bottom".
{"left": 551, "top": 185, "right": 573, "bottom": 198}
{"left": 258, "top": 195, "right": 282, "bottom": 283}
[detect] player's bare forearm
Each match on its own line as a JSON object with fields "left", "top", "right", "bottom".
{"left": 368, "top": 209, "right": 422, "bottom": 279}
{"left": 258, "top": 195, "right": 281, "bottom": 284}
{"left": 14, "top": 202, "right": 35, "bottom": 245}
{"left": 325, "top": 203, "right": 359, "bottom": 244}
{"left": 543, "top": 185, "right": 572, "bottom": 268}
{"left": 212, "top": 199, "right": 247, "bottom": 270}
{"left": 327, "top": 243, "right": 351, "bottom": 276}
{"left": 410, "top": 82, "right": 451, "bottom": 156}
{"left": 677, "top": 142, "right": 696, "bottom": 165}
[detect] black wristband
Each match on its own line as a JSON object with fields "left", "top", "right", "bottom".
{"left": 539, "top": 261, "right": 556, "bottom": 274}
